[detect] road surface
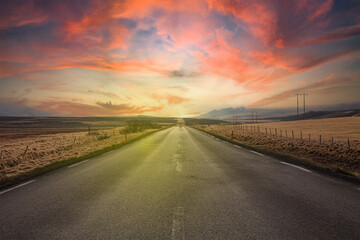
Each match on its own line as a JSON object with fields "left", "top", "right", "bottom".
{"left": 0, "top": 126, "right": 359, "bottom": 239}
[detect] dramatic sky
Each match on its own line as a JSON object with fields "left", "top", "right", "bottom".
{"left": 1, "top": 0, "right": 360, "bottom": 117}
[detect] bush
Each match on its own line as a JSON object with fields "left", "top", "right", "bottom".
{"left": 120, "top": 120, "right": 160, "bottom": 134}
{"left": 96, "top": 133, "right": 110, "bottom": 141}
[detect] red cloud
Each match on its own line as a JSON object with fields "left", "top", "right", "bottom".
{"left": 1, "top": 0, "right": 359, "bottom": 114}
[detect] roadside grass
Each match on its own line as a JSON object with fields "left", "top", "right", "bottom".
{"left": 0, "top": 127, "right": 171, "bottom": 190}
{"left": 192, "top": 127, "right": 360, "bottom": 184}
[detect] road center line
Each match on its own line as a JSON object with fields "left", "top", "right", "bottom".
{"left": 0, "top": 180, "right": 36, "bottom": 195}
{"left": 171, "top": 206, "right": 185, "bottom": 240}
{"left": 68, "top": 160, "right": 88, "bottom": 168}
{"left": 233, "top": 144, "right": 242, "bottom": 149}
{"left": 250, "top": 150, "right": 264, "bottom": 156}
{"left": 176, "top": 161, "right": 182, "bottom": 173}
{"left": 281, "top": 162, "right": 311, "bottom": 173}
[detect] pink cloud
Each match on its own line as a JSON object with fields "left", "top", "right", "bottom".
{"left": 1, "top": 0, "right": 359, "bottom": 115}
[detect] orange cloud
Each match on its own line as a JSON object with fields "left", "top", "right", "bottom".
{"left": 1, "top": 0, "right": 360, "bottom": 116}
{"left": 150, "top": 94, "right": 190, "bottom": 105}
{"left": 34, "top": 100, "right": 163, "bottom": 116}
{"left": 166, "top": 95, "right": 189, "bottom": 105}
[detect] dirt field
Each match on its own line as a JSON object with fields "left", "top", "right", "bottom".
{"left": 196, "top": 117, "right": 360, "bottom": 177}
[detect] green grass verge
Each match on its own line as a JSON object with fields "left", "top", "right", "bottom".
{"left": 0, "top": 127, "right": 171, "bottom": 190}
{"left": 191, "top": 126, "right": 360, "bottom": 184}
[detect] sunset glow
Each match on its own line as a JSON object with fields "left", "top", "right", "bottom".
{"left": 1, "top": 0, "right": 359, "bottom": 116}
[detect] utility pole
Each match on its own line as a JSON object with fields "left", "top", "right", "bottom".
{"left": 296, "top": 93, "right": 299, "bottom": 118}
{"left": 303, "top": 94, "right": 307, "bottom": 119}
{"left": 255, "top": 112, "right": 257, "bottom": 123}
{"left": 252, "top": 112, "right": 254, "bottom": 124}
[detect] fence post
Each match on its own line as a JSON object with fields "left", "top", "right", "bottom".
{"left": 286, "top": 130, "right": 288, "bottom": 138}
{"left": 258, "top": 126, "right": 260, "bottom": 132}
{"left": 348, "top": 138, "right": 350, "bottom": 150}
{"left": 270, "top": 128, "right": 272, "bottom": 135}
{"left": 309, "top": 133, "right": 311, "bottom": 143}
{"left": 231, "top": 131, "right": 234, "bottom": 141}
{"left": 319, "top": 135, "right": 321, "bottom": 145}
{"left": 23, "top": 145, "right": 28, "bottom": 160}
{"left": 332, "top": 137, "right": 334, "bottom": 146}
{"left": 300, "top": 131, "right": 302, "bottom": 141}
{"left": 292, "top": 130, "right": 294, "bottom": 139}
{"left": 125, "top": 134, "right": 128, "bottom": 141}
{"left": 275, "top": 128, "right": 277, "bottom": 137}
{"left": 266, "top": 128, "right": 267, "bottom": 134}
{"left": 280, "top": 129, "right": 282, "bottom": 137}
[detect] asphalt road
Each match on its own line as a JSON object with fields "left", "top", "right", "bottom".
{"left": 0, "top": 126, "right": 359, "bottom": 239}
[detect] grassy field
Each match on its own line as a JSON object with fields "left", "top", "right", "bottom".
{"left": 0, "top": 116, "right": 176, "bottom": 138}
{"left": 0, "top": 117, "right": 175, "bottom": 181}
{"left": 254, "top": 117, "right": 360, "bottom": 141}
{"left": 196, "top": 117, "right": 360, "bottom": 178}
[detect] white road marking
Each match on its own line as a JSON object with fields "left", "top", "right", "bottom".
{"left": 67, "top": 160, "right": 88, "bottom": 168}
{"left": 173, "top": 154, "right": 182, "bottom": 173}
{"left": 250, "top": 150, "right": 264, "bottom": 156}
{"left": 176, "top": 161, "right": 182, "bottom": 173}
{"left": 171, "top": 206, "right": 185, "bottom": 240}
{"left": 0, "top": 180, "right": 36, "bottom": 195}
{"left": 233, "top": 144, "right": 242, "bottom": 149}
{"left": 281, "top": 162, "right": 312, "bottom": 173}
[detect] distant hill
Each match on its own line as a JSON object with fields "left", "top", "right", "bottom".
{"left": 199, "top": 102, "right": 360, "bottom": 121}
{"left": 183, "top": 118, "right": 225, "bottom": 125}
{"left": 199, "top": 107, "right": 295, "bottom": 120}
{"left": 272, "top": 109, "right": 360, "bottom": 121}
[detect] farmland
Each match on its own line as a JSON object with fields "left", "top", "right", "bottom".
{"left": 191, "top": 117, "right": 360, "bottom": 177}
{"left": 0, "top": 117, "right": 175, "bottom": 181}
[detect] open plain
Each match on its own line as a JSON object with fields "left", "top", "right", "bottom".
{"left": 192, "top": 117, "right": 360, "bottom": 177}
{"left": 0, "top": 117, "right": 174, "bottom": 181}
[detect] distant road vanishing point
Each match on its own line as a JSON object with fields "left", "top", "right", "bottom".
{"left": 0, "top": 126, "right": 359, "bottom": 239}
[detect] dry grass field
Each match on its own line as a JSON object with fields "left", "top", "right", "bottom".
{"left": 197, "top": 117, "right": 360, "bottom": 177}
{"left": 254, "top": 117, "right": 360, "bottom": 141}
{"left": 0, "top": 117, "right": 175, "bottom": 181}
